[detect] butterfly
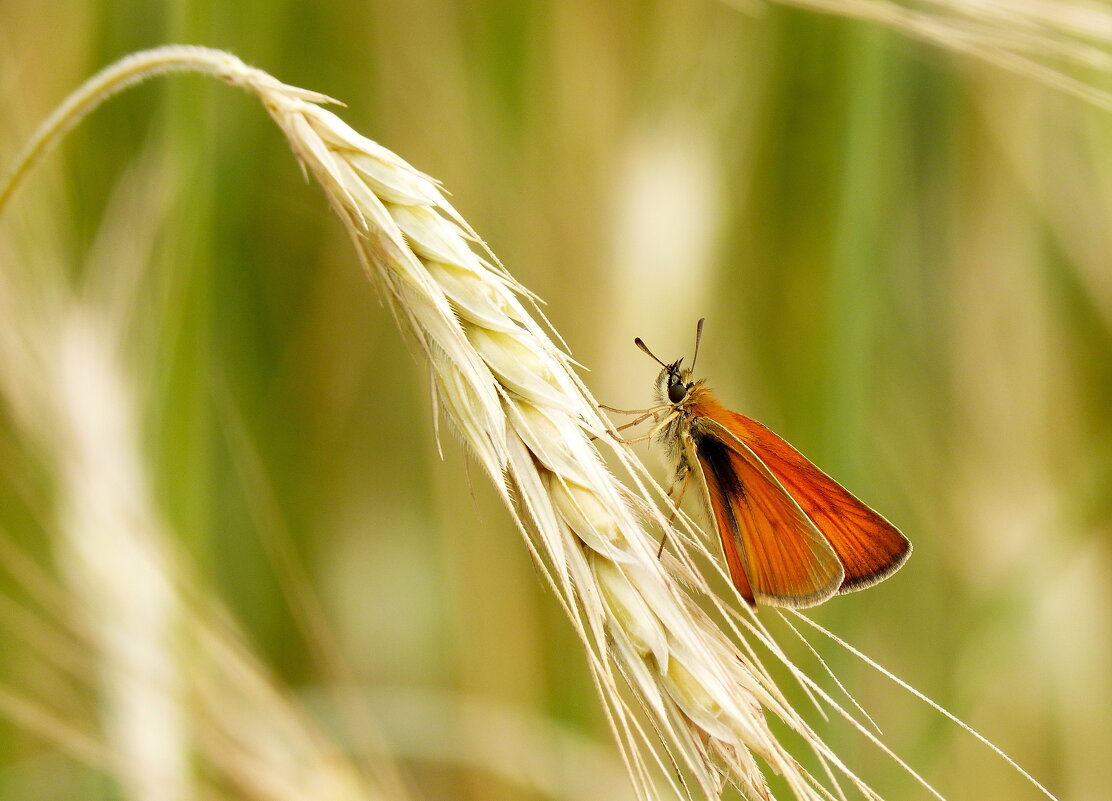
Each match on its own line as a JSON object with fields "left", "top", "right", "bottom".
{"left": 609, "top": 319, "right": 911, "bottom": 608}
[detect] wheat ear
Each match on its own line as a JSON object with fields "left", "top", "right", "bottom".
{"left": 1, "top": 46, "right": 902, "bottom": 800}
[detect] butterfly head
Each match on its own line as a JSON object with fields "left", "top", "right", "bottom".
{"left": 658, "top": 360, "right": 695, "bottom": 405}
{"left": 635, "top": 318, "right": 706, "bottom": 408}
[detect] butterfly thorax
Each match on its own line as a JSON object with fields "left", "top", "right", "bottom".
{"left": 652, "top": 362, "right": 715, "bottom": 478}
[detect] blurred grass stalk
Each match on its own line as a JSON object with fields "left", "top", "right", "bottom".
{"left": 0, "top": 242, "right": 396, "bottom": 797}
{"left": 762, "top": 0, "right": 1112, "bottom": 110}
{"left": 55, "top": 312, "right": 188, "bottom": 801}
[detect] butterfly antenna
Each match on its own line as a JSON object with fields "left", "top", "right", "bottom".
{"left": 690, "top": 318, "right": 706, "bottom": 372}
{"left": 634, "top": 337, "right": 669, "bottom": 369}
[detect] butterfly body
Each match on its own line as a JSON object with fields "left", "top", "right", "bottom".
{"left": 639, "top": 325, "right": 911, "bottom": 609}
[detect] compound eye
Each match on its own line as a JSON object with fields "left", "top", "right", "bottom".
{"left": 667, "top": 379, "right": 687, "bottom": 404}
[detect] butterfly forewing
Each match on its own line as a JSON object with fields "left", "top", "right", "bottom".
{"left": 690, "top": 413, "right": 845, "bottom": 608}
{"left": 696, "top": 400, "right": 911, "bottom": 594}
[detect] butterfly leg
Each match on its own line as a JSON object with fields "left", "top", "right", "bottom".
{"left": 599, "top": 403, "right": 668, "bottom": 416}
{"left": 612, "top": 410, "right": 678, "bottom": 445}
{"left": 657, "top": 468, "right": 692, "bottom": 557}
{"left": 590, "top": 409, "right": 657, "bottom": 443}
{"left": 612, "top": 409, "right": 660, "bottom": 433}
{"left": 593, "top": 404, "right": 670, "bottom": 443}
{"left": 668, "top": 469, "right": 692, "bottom": 518}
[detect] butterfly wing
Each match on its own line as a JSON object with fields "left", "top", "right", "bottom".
{"left": 701, "top": 404, "right": 911, "bottom": 593}
{"left": 687, "top": 416, "right": 845, "bottom": 608}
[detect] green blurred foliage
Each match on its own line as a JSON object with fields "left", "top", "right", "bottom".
{"left": 1, "top": 1, "right": 1111, "bottom": 799}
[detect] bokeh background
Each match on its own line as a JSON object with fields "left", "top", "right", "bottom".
{"left": 1, "top": 1, "right": 1111, "bottom": 800}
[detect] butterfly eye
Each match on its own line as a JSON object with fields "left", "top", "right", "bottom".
{"left": 667, "top": 378, "right": 687, "bottom": 404}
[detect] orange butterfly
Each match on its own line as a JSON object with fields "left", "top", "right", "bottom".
{"left": 613, "top": 319, "right": 911, "bottom": 609}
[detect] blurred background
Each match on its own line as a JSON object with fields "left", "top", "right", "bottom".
{"left": 1, "top": 1, "right": 1110, "bottom": 799}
